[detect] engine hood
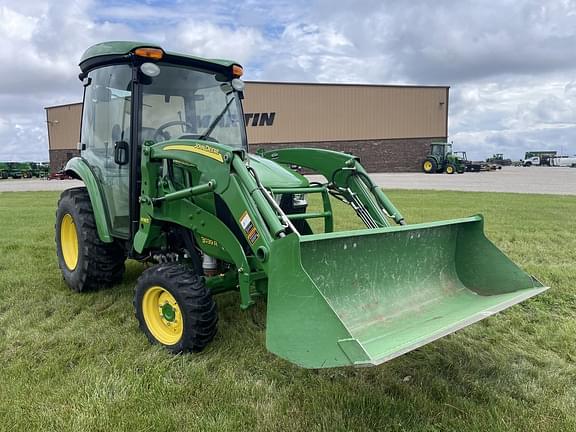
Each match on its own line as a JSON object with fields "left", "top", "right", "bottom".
{"left": 247, "top": 154, "right": 309, "bottom": 189}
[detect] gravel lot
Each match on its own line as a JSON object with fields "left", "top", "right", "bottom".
{"left": 0, "top": 166, "right": 574, "bottom": 195}
{"left": 317, "top": 166, "right": 576, "bottom": 195}
{"left": 0, "top": 179, "right": 84, "bottom": 193}
{"left": 373, "top": 166, "right": 576, "bottom": 195}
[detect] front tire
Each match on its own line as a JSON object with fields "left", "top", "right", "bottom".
{"left": 445, "top": 164, "right": 455, "bottom": 174}
{"left": 134, "top": 263, "right": 218, "bottom": 353}
{"left": 55, "top": 187, "right": 126, "bottom": 292}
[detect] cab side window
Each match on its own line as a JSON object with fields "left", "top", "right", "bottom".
{"left": 81, "top": 65, "right": 132, "bottom": 237}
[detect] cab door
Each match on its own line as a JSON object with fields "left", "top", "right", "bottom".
{"left": 80, "top": 64, "right": 133, "bottom": 238}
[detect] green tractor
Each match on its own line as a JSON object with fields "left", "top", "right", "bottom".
{"left": 6, "top": 162, "right": 23, "bottom": 179}
{"left": 0, "top": 162, "right": 9, "bottom": 179}
{"left": 28, "top": 163, "right": 38, "bottom": 178}
{"left": 55, "top": 42, "right": 547, "bottom": 368}
{"left": 486, "top": 153, "right": 511, "bottom": 167}
{"left": 28, "top": 162, "right": 50, "bottom": 178}
{"left": 39, "top": 162, "right": 50, "bottom": 178}
{"left": 422, "top": 142, "right": 466, "bottom": 174}
{"left": 6, "top": 162, "right": 34, "bottom": 178}
{"left": 19, "top": 162, "right": 34, "bottom": 178}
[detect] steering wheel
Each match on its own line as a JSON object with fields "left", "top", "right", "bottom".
{"left": 178, "top": 134, "right": 219, "bottom": 143}
{"left": 152, "top": 120, "right": 196, "bottom": 142}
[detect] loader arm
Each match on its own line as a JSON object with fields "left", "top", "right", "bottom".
{"left": 260, "top": 147, "right": 405, "bottom": 226}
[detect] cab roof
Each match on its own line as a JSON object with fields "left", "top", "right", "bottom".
{"left": 79, "top": 41, "right": 239, "bottom": 74}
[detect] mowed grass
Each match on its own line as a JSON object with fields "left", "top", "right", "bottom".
{"left": 0, "top": 189, "right": 575, "bottom": 432}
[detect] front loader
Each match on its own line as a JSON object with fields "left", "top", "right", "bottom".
{"left": 55, "top": 42, "right": 547, "bottom": 368}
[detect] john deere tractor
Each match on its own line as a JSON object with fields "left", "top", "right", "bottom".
{"left": 55, "top": 42, "right": 547, "bottom": 368}
{"left": 422, "top": 142, "right": 466, "bottom": 174}
{"left": 0, "top": 162, "right": 9, "bottom": 179}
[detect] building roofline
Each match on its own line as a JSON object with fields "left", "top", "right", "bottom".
{"left": 44, "top": 102, "right": 83, "bottom": 110}
{"left": 243, "top": 80, "right": 450, "bottom": 89}
{"left": 45, "top": 80, "right": 450, "bottom": 110}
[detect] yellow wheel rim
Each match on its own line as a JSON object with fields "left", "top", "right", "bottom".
{"left": 60, "top": 214, "right": 79, "bottom": 270}
{"left": 447, "top": 166, "right": 454, "bottom": 174}
{"left": 142, "top": 286, "right": 183, "bottom": 345}
{"left": 423, "top": 161, "right": 433, "bottom": 172}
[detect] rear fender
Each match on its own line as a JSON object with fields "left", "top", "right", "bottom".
{"left": 64, "top": 157, "right": 113, "bottom": 243}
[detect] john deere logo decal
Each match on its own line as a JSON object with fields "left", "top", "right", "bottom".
{"left": 163, "top": 144, "right": 224, "bottom": 163}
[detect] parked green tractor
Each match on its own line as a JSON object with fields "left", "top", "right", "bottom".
{"left": 6, "top": 163, "right": 22, "bottom": 179}
{"left": 29, "top": 162, "right": 50, "bottom": 178}
{"left": 422, "top": 142, "right": 466, "bottom": 174}
{"left": 0, "top": 162, "right": 9, "bottom": 179}
{"left": 486, "top": 153, "right": 511, "bottom": 166}
{"left": 0, "top": 162, "right": 47, "bottom": 178}
{"left": 55, "top": 42, "right": 547, "bottom": 368}
{"left": 6, "top": 162, "right": 34, "bottom": 178}
{"left": 20, "top": 163, "right": 34, "bottom": 178}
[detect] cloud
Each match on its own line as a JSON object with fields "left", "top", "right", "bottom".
{"left": 0, "top": 1, "right": 136, "bottom": 161}
{"left": 447, "top": 75, "right": 576, "bottom": 159}
{"left": 165, "top": 21, "right": 265, "bottom": 65}
{"left": 0, "top": 0, "right": 575, "bottom": 162}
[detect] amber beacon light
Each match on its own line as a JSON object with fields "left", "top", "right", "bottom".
{"left": 134, "top": 47, "right": 164, "bottom": 60}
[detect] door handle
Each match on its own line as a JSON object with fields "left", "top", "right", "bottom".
{"left": 114, "top": 141, "right": 129, "bottom": 165}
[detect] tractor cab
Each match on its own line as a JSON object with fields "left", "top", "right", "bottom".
{"left": 77, "top": 43, "right": 248, "bottom": 238}
{"left": 453, "top": 150, "right": 467, "bottom": 160}
{"left": 430, "top": 142, "right": 451, "bottom": 158}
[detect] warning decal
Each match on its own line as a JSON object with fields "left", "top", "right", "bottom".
{"left": 239, "top": 211, "right": 259, "bottom": 244}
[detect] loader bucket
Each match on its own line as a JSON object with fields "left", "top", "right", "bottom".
{"left": 265, "top": 215, "right": 547, "bottom": 368}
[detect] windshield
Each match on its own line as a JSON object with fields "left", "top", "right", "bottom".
{"left": 431, "top": 144, "right": 445, "bottom": 156}
{"left": 140, "top": 63, "right": 246, "bottom": 149}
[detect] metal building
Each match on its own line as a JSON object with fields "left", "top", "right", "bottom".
{"left": 45, "top": 102, "right": 83, "bottom": 173}
{"left": 45, "top": 81, "right": 449, "bottom": 173}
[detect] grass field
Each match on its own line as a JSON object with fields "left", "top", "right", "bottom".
{"left": 0, "top": 189, "right": 575, "bottom": 432}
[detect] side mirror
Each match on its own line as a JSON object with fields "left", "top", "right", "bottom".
{"left": 114, "top": 141, "right": 129, "bottom": 165}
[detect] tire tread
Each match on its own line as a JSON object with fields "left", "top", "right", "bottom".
{"left": 134, "top": 263, "right": 218, "bottom": 353}
{"left": 55, "top": 187, "right": 125, "bottom": 292}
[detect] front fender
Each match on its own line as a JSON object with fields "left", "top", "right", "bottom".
{"left": 64, "top": 157, "right": 113, "bottom": 243}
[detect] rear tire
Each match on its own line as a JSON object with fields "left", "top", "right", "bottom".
{"left": 134, "top": 263, "right": 218, "bottom": 353}
{"left": 422, "top": 158, "right": 437, "bottom": 174}
{"left": 55, "top": 187, "right": 126, "bottom": 292}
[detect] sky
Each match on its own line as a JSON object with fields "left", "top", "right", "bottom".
{"left": 1, "top": 0, "right": 575, "bottom": 162}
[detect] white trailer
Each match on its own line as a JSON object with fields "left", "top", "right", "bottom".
{"left": 550, "top": 156, "right": 576, "bottom": 167}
